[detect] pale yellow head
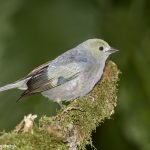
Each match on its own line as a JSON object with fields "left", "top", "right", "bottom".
{"left": 80, "top": 38, "right": 118, "bottom": 60}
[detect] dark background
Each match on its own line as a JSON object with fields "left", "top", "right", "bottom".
{"left": 0, "top": 0, "right": 150, "bottom": 149}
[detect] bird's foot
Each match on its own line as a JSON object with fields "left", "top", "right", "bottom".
{"left": 62, "top": 106, "right": 83, "bottom": 114}
{"left": 55, "top": 106, "right": 84, "bottom": 120}
{"left": 89, "top": 95, "right": 95, "bottom": 101}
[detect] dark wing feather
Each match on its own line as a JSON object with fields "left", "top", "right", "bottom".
{"left": 17, "top": 62, "right": 80, "bottom": 101}
{"left": 27, "top": 61, "right": 51, "bottom": 77}
{"left": 17, "top": 64, "right": 50, "bottom": 101}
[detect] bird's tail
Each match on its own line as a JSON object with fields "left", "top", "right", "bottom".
{"left": 0, "top": 78, "right": 30, "bottom": 92}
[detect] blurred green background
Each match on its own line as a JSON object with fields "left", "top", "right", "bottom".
{"left": 0, "top": 0, "right": 150, "bottom": 149}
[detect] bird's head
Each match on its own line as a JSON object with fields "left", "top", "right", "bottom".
{"left": 80, "top": 39, "right": 118, "bottom": 60}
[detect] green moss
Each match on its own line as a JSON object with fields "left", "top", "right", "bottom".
{"left": 0, "top": 61, "right": 120, "bottom": 150}
{"left": 0, "top": 130, "right": 67, "bottom": 150}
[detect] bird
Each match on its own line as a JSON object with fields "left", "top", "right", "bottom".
{"left": 0, "top": 39, "right": 118, "bottom": 107}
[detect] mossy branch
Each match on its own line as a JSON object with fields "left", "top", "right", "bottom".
{"left": 0, "top": 61, "right": 120, "bottom": 150}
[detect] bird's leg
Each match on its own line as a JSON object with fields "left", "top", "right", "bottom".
{"left": 58, "top": 101, "right": 65, "bottom": 109}
{"left": 56, "top": 98, "right": 65, "bottom": 109}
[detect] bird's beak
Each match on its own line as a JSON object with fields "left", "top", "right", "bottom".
{"left": 108, "top": 47, "right": 119, "bottom": 54}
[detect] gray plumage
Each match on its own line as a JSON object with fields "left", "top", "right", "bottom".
{"left": 0, "top": 39, "right": 118, "bottom": 105}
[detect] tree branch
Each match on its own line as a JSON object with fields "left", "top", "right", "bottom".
{"left": 0, "top": 61, "right": 120, "bottom": 150}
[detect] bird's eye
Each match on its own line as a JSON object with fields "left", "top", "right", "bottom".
{"left": 99, "top": 46, "right": 104, "bottom": 51}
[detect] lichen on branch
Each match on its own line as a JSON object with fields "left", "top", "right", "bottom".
{"left": 0, "top": 61, "right": 120, "bottom": 150}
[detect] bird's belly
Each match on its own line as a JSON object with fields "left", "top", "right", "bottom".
{"left": 42, "top": 76, "right": 84, "bottom": 101}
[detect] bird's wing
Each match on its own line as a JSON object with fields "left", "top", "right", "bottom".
{"left": 17, "top": 62, "right": 81, "bottom": 101}
{"left": 27, "top": 61, "right": 51, "bottom": 77}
